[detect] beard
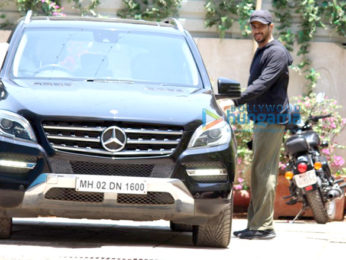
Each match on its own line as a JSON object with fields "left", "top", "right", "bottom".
{"left": 255, "top": 36, "right": 265, "bottom": 43}
{"left": 254, "top": 30, "right": 270, "bottom": 44}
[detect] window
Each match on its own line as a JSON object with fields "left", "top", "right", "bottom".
{"left": 12, "top": 28, "right": 200, "bottom": 87}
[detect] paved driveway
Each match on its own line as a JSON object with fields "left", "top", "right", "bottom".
{"left": 0, "top": 217, "right": 345, "bottom": 260}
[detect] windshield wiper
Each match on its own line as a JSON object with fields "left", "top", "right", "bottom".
{"left": 85, "top": 79, "right": 135, "bottom": 84}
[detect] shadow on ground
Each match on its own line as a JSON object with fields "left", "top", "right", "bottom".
{"left": 0, "top": 220, "right": 195, "bottom": 249}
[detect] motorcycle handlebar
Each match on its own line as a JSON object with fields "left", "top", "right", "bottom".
{"left": 286, "top": 113, "right": 332, "bottom": 133}
{"left": 309, "top": 114, "right": 332, "bottom": 122}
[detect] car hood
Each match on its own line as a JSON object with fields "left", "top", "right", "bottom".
{"left": 1, "top": 79, "right": 221, "bottom": 127}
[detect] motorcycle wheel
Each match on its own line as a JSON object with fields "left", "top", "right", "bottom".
{"left": 305, "top": 190, "right": 329, "bottom": 224}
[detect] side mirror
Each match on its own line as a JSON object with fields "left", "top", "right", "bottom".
{"left": 0, "top": 79, "right": 7, "bottom": 100}
{"left": 216, "top": 77, "right": 241, "bottom": 99}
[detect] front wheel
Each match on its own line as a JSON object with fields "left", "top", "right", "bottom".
{"left": 192, "top": 198, "right": 233, "bottom": 248}
{"left": 305, "top": 190, "right": 329, "bottom": 224}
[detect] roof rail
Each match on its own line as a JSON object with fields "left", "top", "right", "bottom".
{"left": 24, "top": 10, "right": 32, "bottom": 24}
{"left": 163, "top": 18, "right": 184, "bottom": 32}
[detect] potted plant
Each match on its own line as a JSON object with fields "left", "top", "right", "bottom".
{"left": 233, "top": 171, "right": 250, "bottom": 212}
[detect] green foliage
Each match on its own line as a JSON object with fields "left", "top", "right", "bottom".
{"left": 16, "top": 0, "right": 64, "bottom": 16}
{"left": 0, "top": 15, "right": 12, "bottom": 30}
{"left": 204, "top": 0, "right": 255, "bottom": 38}
{"left": 117, "top": 0, "right": 182, "bottom": 21}
{"left": 305, "top": 67, "right": 320, "bottom": 90}
{"left": 318, "top": 0, "right": 346, "bottom": 36}
{"left": 204, "top": 0, "right": 237, "bottom": 38}
{"left": 69, "top": 0, "right": 101, "bottom": 16}
{"left": 272, "top": 0, "right": 294, "bottom": 52}
{"left": 236, "top": 0, "right": 254, "bottom": 36}
{"left": 294, "top": 0, "right": 321, "bottom": 95}
{"left": 204, "top": 0, "right": 344, "bottom": 85}
{"left": 15, "top": 0, "right": 102, "bottom": 17}
{"left": 0, "top": 1, "right": 13, "bottom": 29}
{"left": 273, "top": 0, "right": 345, "bottom": 95}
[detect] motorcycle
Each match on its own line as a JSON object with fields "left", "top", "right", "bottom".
{"left": 283, "top": 94, "right": 346, "bottom": 223}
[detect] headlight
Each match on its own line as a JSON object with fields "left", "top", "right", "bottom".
{"left": 0, "top": 110, "right": 37, "bottom": 142}
{"left": 188, "top": 120, "right": 231, "bottom": 149}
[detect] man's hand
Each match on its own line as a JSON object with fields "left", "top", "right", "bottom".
{"left": 217, "top": 98, "right": 235, "bottom": 113}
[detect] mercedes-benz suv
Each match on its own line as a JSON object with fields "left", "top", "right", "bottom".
{"left": 0, "top": 13, "right": 240, "bottom": 247}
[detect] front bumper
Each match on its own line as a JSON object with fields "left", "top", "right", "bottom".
{"left": 1, "top": 173, "right": 232, "bottom": 224}
{"left": 0, "top": 130, "right": 236, "bottom": 201}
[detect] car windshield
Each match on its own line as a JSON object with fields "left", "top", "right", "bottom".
{"left": 11, "top": 28, "right": 201, "bottom": 87}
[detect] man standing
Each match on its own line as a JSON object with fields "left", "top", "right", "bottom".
{"left": 232, "top": 10, "right": 293, "bottom": 239}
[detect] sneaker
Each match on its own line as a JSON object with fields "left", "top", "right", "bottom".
{"left": 238, "top": 229, "right": 276, "bottom": 240}
{"left": 233, "top": 228, "right": 249, "bottom": 237}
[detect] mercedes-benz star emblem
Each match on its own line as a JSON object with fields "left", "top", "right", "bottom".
{"left": 101, "top": 126, "right": 127, "bottom": 152}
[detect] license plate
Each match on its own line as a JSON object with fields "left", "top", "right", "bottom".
{"left": 293, "top": 170, "right": 317, "bottom": 188}
{"left": 75, "top": 176, "right": 147, "bottom": 194}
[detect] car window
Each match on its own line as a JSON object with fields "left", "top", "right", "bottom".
{"left": 11, "top": 28, "right": 201, "bottom": 87}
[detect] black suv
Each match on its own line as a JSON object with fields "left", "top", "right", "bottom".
{"left": 0, "top": 13, "right": 240, "bottom": 247}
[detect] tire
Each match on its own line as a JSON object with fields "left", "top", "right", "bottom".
{"left": 170, "top": 222, "right": 193, "bottom": 232}
{"left": 305, "top": 190, "right": 329, "bottom": 224}
{"left": 0, "top": 217, "right": 12, "bottom": 239}
{"left": 192, "top": 198, "right": 233, "bottom": 248}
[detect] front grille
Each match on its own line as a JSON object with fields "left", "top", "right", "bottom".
{"left": 44, "top": 189, "right": 174, "bottom": 205}
{"left": 42, "top": 121, "right": 183, "bottom": 157}
{"left": 117, "top": 192, "right": 174, "bottom": 205}
{"left": 45, "top": 188, "right": 104, "bottom": 203}
{"left": 70, "top": 161, "right": 154, "bottom": 177}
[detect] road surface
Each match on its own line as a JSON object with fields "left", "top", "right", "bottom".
{"left": 0, "top": 217, "right": 345, "bottom": 260}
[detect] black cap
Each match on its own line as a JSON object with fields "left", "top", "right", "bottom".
{"left": 250, "top": 10, "right": 272, "bottom": 25}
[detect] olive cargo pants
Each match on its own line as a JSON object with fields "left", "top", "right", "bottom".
{"left": 247, "top": 122, "right": 285, "bottom": 231}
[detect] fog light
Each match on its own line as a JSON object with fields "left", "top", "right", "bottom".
{"left": 314, "top": 162, "right": 322, "bottom": 170}
{"left": 285, "top": 171, "right": 294, "bottom": 180}
{"left": 0, "top": 159, "right": 36, "bottom": 169}
{"left": 186, "top": 169, "right": 227, "bottom": 176}
{"left": 186, "top": 168, "right": 227, "bottom": 182}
